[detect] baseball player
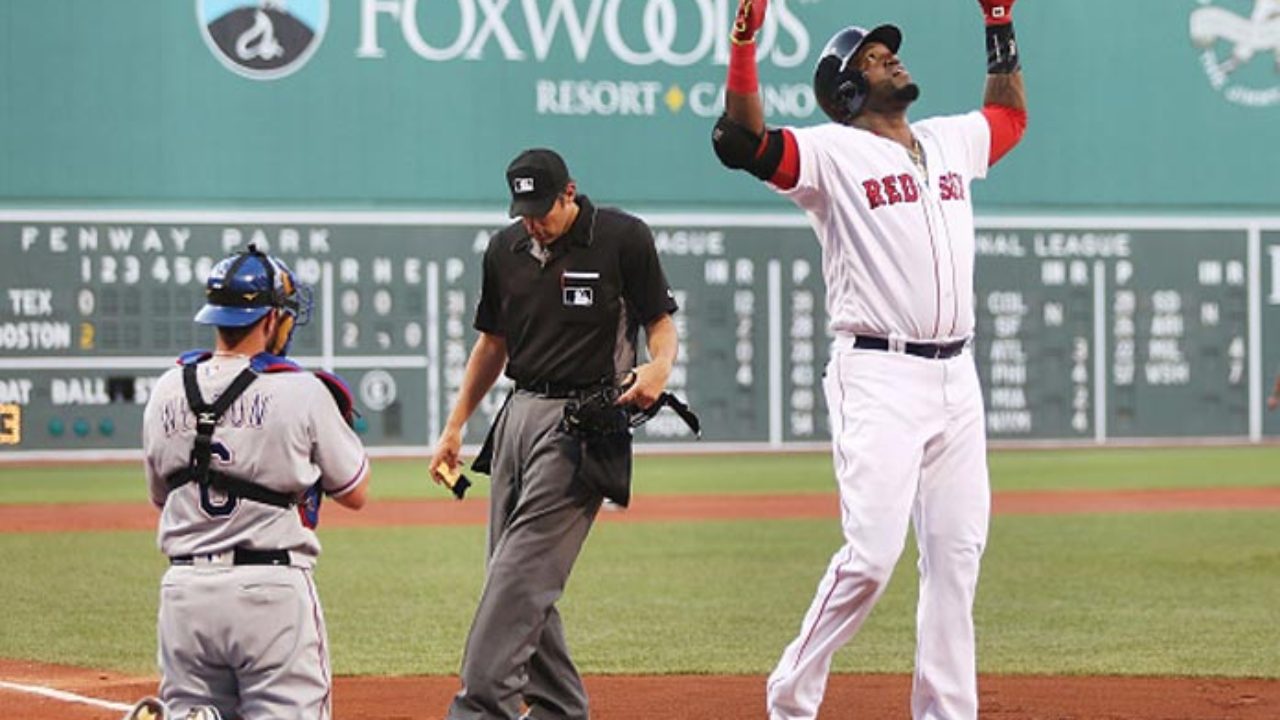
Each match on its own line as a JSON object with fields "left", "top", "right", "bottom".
{"left": 713, "top": 1, "right": 1027, "bottom": 718}
{"left": 129, "top": 245, "right": 371, "bottom": 720}
{"left": 430, "top": 147, "right": 679, "bottom": 720}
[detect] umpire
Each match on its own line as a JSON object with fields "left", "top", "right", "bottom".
{"left": 430, "top": 147, "right": 680, "bottom": 720}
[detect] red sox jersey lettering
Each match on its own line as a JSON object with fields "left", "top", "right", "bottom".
{"left": 864, "top": 172, "right": 966, "bottom": 209}
{"left": 939, "top": 172, "right": 967, "bottom": 201}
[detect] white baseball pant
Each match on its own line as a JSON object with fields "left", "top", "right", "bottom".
{"left": 766, "top": 343, "right": 991, "bottom": 720}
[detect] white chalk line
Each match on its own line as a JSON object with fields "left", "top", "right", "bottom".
{"left": 0, "top": 678, "right": 133, "bottom": 712}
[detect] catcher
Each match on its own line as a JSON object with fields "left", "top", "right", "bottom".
{"left": 430, "top": 147, "right": 685, "bottom": 720}
{"left": 127, "top": 245, "right": 371, "bottom": 720}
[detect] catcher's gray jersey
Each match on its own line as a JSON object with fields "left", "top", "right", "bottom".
{"left": 142, "top": 355, "right": 368, "bottom": 568}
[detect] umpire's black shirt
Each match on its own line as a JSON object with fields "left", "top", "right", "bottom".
{"left": 474, "top": 195, "right": 678, "bottom": 389}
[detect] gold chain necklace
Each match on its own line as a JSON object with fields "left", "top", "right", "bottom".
{"left": 908, "top": 135, "right": 928, "bottom": 177}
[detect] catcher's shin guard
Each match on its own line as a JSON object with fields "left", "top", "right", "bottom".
{"left": 121, "top": 697, "right": 169, "bottom": 720}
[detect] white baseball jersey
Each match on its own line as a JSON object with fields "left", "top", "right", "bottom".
{"left": 142, "top": 355, "right": 368, "bottom": 568}
{"left": 776, "top": 112, "right": 991, "bottom": 342}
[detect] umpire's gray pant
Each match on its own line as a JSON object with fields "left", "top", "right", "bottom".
{"left": 448, "top": 391, "right": 604, "bottom": 720}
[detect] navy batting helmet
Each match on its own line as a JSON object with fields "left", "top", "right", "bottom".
{"left": 195, "top": 244, "right": 312, "bottom": 353}
{"left": 813, "top": 24, "right": 903, "bottom": 124}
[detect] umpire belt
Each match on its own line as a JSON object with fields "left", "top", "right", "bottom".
{"left": 515, "top": 380, "right": 604, "bottom": 400}
{"left": 170, "top": 547, "right": 292, "bottom": 567}
{"left": 852, "top": 335, "right": 967, "bottom": 360}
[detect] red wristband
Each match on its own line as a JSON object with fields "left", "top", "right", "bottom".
{"left": 982, "top": 3, "right": 1013, "bottom": 26}
{"left": 727, "top": 42, "right": 759, "bottom": 95}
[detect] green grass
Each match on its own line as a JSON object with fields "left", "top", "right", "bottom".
{"left": 1, "top": 510, "right": 1277, "bottom": 678}
{"left": 0, "top": 531, "right": 167, "bottom": 670}
{"left": 3, "top": 445, "right": 1280, "bottom": 504}
{"left": 986, "top": 446, "right": 1280, "bottom": 492}
{"left": 977, "top": 511, "right": 1280, "bottom": 676}
{"left": 1, "top": 447, "right": 1276, "bottom": 679}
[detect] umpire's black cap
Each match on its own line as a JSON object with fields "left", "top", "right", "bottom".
{"left": 506, "top": 148, "right": 570, "bottom": 218}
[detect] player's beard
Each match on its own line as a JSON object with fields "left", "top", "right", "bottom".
{"left": 860, "top": 79, "right": 921, "bottom": 117}
{"left": 893, "top": 83, "right": 921, "bottom": 103}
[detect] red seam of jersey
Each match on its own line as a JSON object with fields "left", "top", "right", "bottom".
{"left": 982, "top": 105, "right": 1026, "bottom": 167}
{"left": 330, "top": 456, "right": 369, "bottom": 498}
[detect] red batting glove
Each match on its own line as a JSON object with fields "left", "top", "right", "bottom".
{"left": 978, "top": 0, "right": 1015, "bottom": 26}
{"left": 731, "top": 0, "right": 768, "bottom": 45}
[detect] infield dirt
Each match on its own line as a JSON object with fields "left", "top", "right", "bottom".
{"left": 1, "top": 659, "right": 1276, "bottom": 719}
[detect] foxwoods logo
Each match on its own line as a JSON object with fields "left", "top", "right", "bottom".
{"left": 357, "top": 0, "right": 817, "bottom": 118}
{"left": 356, "top": 0, "right": 810, "bottom": 67}
{"left": 1190, "top": 0, "right": 1280, "bottom": 107}
{"left": 198, "top": 0, "right": 329, "bottom": 80}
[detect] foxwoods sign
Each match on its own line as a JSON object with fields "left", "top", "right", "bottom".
{"left": 354, "top": 0, "right": 812, "bottom": 67}
{"left": 200, "top": 0, "right": 822, "bottom": 119}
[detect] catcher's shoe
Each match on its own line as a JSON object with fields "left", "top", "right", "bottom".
{"left": 121, "top": 697, "right": 169, "bottom": 720}
{"left": 182, "top": 707, "right": 224, "bottom": 720}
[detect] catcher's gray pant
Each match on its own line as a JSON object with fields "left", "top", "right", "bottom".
{"left": 448, "top": 391, "right": 605, "bottom": 720}
{"left": 158, "top": 564, "right": 331, "bottom": 720}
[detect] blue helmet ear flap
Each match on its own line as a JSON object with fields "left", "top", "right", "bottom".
{"left": 814, "top": 50, "right": 865, "bottom": 125}
{"left": 834, "top": 66, "right": 870, "bottom": 119}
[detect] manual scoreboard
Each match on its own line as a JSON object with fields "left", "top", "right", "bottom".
{"left": 1, "top": 213, "right": 1276, "bottom": 455}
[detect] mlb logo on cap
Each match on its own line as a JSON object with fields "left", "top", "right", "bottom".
{"left": 513, "top": 177, "right": 536, "bottom": 194}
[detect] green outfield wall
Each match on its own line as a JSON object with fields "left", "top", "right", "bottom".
{"left": 0, "top": 0, "right": 1276, "bottom": 210}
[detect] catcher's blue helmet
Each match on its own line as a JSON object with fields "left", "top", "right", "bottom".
{"left": 195, "top": 245, "right": 312, "bottom": 351}
{"left": 814, "top": 24, "right": 903, "bottom": 124}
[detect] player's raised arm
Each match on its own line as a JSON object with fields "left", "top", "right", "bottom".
{"left": 978, "top": 0, "right": 1028, "bottom": 166}
{"left": 711, "top": 0, "right": 799, "bottom": 188}
{"left": 723, "top": 0, "right": 766, "bottom": 134}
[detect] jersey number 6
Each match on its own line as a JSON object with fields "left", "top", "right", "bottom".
{"left": 199, "top": 441, "right": 238, "bottom": 517}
